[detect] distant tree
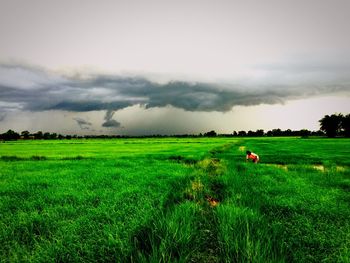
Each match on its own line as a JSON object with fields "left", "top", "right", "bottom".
{"left": 1, "top": 130, "right": 20, "bottom": 141}
{"left": 204, "top": 130, "right": 217, "bottom": 137}
{"left": 311, "top": 130, "right": 324, "bottom": 136}
{"left": 266, "top": 130, "right": 273, "bottom": 136}
{"left": 299, "top": 129, "right": 311, "bottom": 138}
{"left": 341, "top": 114, "right": 350, "bottom": 137}
{"left": 50, "top": 133, "right": 58, "bottom": 139}
{"left": 43, "top": 132, "right": 51, "bottom": 140}
{"left": 34, "top": 131, "right": 43, "bottom": 140}
{"left": 255, "top": 129, "right": 264, "bottom": 136}
{"left": 284, "top": 129, "right": 292, "bottom": 136}
{"left": 271, "top": 129, "right": 283, "bottom": 136}
{"left": 233, "top": 131, "right": 238, "bottom": 136}
{"left": 319, "top": 114, "right": 343, "bottom": 138}
{"left": 247, "top": 130, "right": 254, "bottom": 137}
{"left": 21, "top": 130, "right": 30, "bottom": 139}
{"left": 238, "top": 131, "right": 247, "bottom": 137}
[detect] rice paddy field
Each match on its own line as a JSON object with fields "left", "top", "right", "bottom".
{"left": 0, "top": 137, "right": 349, "bottom": 262}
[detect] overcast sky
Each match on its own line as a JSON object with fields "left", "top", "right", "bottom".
{"left": 0, "top": 0, "right": 349, "bottom": 135}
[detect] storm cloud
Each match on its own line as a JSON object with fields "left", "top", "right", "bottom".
{"left": 73, "top": 117, "right": 92, "bottom": 130}
{"left": 102, "top": 110, "right": 121, "bottom": 128}
{"left": 0, "top": 63, "right": 349, "bottom": 119}
{"left": 102, "top": 120, "right": 121, "bottom": 128}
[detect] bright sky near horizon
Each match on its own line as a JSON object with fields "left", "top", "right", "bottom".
{"left": 0, "top": 0, "right": 349, "bottom": 135}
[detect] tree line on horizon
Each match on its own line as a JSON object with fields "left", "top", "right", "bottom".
{"left": 0, "top": 113, "right": 349, "bottom": 141}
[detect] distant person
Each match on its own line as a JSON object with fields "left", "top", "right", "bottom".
{"left": 246, "top": 150, "right": 259, "bottom": 163}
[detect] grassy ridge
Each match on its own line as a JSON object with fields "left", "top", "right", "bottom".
{"left": 0, "top": 138, "right": 349, "bottom": 262}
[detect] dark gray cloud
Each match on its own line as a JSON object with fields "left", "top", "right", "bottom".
{"left": 102, "top": 119, "right": 121, "bottom": 128}
{"left": 73, "top": 117, "right": 92, "bottom": 130}
{"left": 102, "top": 110, "right": 121, "bottom": 128}
{"left": 0, "top": 63, "right": 349, "bottom": 118}
{"left": 104, "top": 110, "right": 115, "bottom": 122}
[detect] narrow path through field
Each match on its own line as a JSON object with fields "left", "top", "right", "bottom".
{"left": 186, "top": 143, "right": 236, "bottom": 262}
{"left": 129, "top": 142, "right": 237, "bottom": 262}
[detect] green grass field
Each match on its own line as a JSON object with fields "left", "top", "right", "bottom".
{"left": 1, "top": 138, "right": 349, "bottom": 262}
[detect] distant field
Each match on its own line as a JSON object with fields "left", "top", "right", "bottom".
{"left": 0, "top": 138, "right": 349, "bottom": 262}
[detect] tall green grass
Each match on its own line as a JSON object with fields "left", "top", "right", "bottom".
{"left": 0, "top": 157, "right": 196, "bottom": 261}
{"left": 0, "top": 137, "right": 349, "bottom": 262}
{"left": 214, "top": 138, "right": 350, "bottom": 262}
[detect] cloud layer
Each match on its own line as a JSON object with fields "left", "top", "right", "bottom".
{"left": 102, "top": 110, "right": 121, "bottom": 128}
{"left": 0, "top": 63, "right": 349, "bottom": 127}
{"left": 73, "top": 117, "right": 92, "bottom": 130}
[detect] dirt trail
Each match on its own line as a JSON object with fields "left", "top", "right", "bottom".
{"left": 313, "top": 165, "right": 325, "bottom": 172}
{"left": 265, "top": 163, "right": 288, "bottom": 171}
{"left": 266, "top": 163, "right": 348, "bottom": 173}
{"left": 188, "top": 143, "right": 235, "bottom": 262}
{"left": 131, "top": 142, "right": 235, "bottom": 262}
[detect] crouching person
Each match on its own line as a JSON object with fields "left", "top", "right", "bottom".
{"left": 246, "top": 150, "right": 259, "bottom": 163}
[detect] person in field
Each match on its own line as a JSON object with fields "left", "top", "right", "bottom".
{"left": 246, "top": 150, "right": 259, "bottom": 163}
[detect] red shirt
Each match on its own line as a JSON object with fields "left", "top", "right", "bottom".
{"left": 247, "top": 153, "right": 258, "bottom": 161}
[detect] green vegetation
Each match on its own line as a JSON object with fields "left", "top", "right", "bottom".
{"left": 319, "top": 113, "right": 350, "bottom": 138}
{"left": 1, "top": 138, "right": 349, "bottom": 262}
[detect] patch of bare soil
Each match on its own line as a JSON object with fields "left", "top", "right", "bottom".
{"left": 336, "top": 166, "right": 346, "bottom": 172}
{"left": 206, "top": 196, "right": 220, "bottom": 207}
{"left": 265, "top": 163, "right": 288, "bottom": 171}
{"left": 312, "top": 165, "right": 347, "bottom": 172}
{"left": 313, "top": 165, "right": 325, "bottom": 172}
{"left": 238, "top": 146, "right": 246, "bottom": 152}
